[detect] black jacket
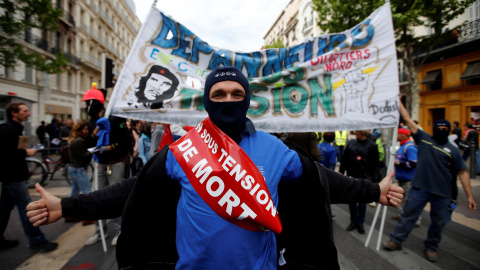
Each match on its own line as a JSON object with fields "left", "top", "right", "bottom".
{"left": 96, "top": 116, "right": 132, "bottom": 164}
{"left": 0, "top": 120, "right": 29, "bottom": 182}
{"left": 62, "top": 143, "right": 380, "bottom": 270}
{"left": 339, "top": 138, "right": 380, "bottom": 182}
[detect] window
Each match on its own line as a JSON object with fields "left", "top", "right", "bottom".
{"left": 421, "top": 69, "right": 442, "bottom": 91}
{"left": 56, "top": 74, "right": 61, "bottom": 90}
{"left": 468, "top": 0, "right": 480, "bottom": 21}
{"left": 67, "top": 72, "right": 72, "bottom": 92}
{"left": 25, "top": 66, "right": 33, "bottom": 84}
{"left": 461, "top": 61, "right": 480, "bottom": 85}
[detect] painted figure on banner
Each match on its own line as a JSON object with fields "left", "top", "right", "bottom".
{"left": 128, "top": 65, "right": 180, "bottom": 109}
{"left": 343, "top": 69, "right": 370, "bottom": 113}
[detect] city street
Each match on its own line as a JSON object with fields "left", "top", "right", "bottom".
{"left": 1, "top": 169, "right": 479, "bottom": 270}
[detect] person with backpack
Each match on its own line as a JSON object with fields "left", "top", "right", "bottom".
{"left": 391, "top": 128, "right": 419, "bottom": 226}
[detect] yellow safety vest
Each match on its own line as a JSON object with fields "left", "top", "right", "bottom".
{"left": 335, "top": 131, "right": 347, "bottom": 146}
{"left": 315, "top": 132, "right": 323, "bottom": 143}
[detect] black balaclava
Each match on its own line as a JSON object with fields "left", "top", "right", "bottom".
{"left": 203, "top": 66, "right": 250, "bottom": 143}
{"left": 432, "top": 119, "right": 451, "bottom": 145}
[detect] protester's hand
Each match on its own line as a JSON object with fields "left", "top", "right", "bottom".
{"left": 25, "top": 148, "right": 37, "bottom": 156}
{"left": 467, "top": 197, "right": 477, "bottom": 212}
{"left": 99, "top": 146, "right": 109, "bottom": 153}
{"left": 26, "top": 184, "right": 62, "bottom": 226}
{"left": 378, "top": 170, "right": 404, "bottom": 206}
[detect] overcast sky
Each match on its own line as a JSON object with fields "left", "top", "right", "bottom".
{"left": 131, "top": 0, "right": 291, "bottom": 52}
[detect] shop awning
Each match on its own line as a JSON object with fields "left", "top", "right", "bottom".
{"left": 460, "top": 62, "right": 480, "bottom": 80}
{"left": 421, "top": 70, "right": 441, "bottom": 84}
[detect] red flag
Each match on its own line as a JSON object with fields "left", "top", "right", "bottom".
{"left": 158, "top": 124, "right": 174, "bottom": 151}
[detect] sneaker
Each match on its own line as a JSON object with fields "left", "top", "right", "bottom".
{"left": 369, "top": 202, "right": 377, "bottom": 207}
{"left": 382, "top": 240, "right": 402, "bottom": 251}
{"left": 85, "top": 233, "right": 108, "bottom": 246}
{"left": 424, "top": 249, "right": 438, "bottom": 262}
{"left": 29, "top": 240, "right": 58, "bottom": 252}
{"left": 0, "top": 239, "right": 19, "bottom": 251}
{"left": 111, "top": 231, "right": 121, "bottom": 246}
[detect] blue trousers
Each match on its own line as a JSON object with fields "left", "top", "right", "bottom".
{"left": 68, "top": 167, "right": 92, "bottom": 196}
{"left": 390, "top": 187, "right": 451, "bottom": 251}
{"left": 0, "top": 181, "right": 46, "bottom": 246}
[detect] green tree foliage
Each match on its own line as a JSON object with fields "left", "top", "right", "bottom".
{"left": 264, "top": 38, "right": 286, "bottom": 49}
{"left": 0, "top": 0, "right": 69, "bottom": 73}
{"left": 312, "top": 0, "right": 475, "bottom": 118}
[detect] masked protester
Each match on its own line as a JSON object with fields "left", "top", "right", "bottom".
{"left": 384, "top": 102, "right": 477, "bottom": 263}
{"left": 26, "top": 66, "right": 405, "bottom": 270}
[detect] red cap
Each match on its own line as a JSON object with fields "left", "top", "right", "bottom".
{"left": 398, "top": 128, "right": 411, "bottom": 136}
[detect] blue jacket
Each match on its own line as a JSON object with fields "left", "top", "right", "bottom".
{"left": 138, "top": 133, "right": 151, "bottom": 165}
{"left": 395, "top": 140, "right": 417, "bottom": 181}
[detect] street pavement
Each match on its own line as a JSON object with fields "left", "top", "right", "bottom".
{"left": 1, "top": 171, "right": 479, "bottom": 270}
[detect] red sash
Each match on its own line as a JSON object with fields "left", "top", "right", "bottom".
{"left": 169, "top": 118, "right": 282, "bottom": 234}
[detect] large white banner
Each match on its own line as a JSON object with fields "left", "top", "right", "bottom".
{"left": 106, "top": 3, "right": 399, "bottom": 132}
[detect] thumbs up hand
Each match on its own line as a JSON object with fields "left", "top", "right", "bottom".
{"left": 26, "top": 184, "right": 63, "bottom": 227}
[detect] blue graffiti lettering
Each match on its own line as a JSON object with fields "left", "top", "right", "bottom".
{"left": 351, "top": 19, "right": 374, "bottom": 48}
{"left": 262, "top": 49, "right": 287, "bottom": 76}
{"left": 208, "top": 50, "right": 233, "bottom": 69}
{"left": 285, "top": 44, "right": 306, "bottom": 69}
{"left": 234, "top": 52, "right": 263, "bottom": 77}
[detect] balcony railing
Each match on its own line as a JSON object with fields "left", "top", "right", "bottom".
{"left": 23, "top": 30, "right": 49, "bottom": 51}
{"left": 49, "top": 47, "right": 81, "bottom": 65}
{"left": 56, "top": 7, "right": 75, "bottom": 27}
{"left": 459, "top": 18, "right": 480, "bottom": 42}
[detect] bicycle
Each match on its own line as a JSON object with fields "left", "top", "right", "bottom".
{"left": 26, "top": 148, "right": 94, "bottom": 188}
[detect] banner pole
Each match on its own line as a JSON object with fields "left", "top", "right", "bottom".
{"left": 94, "top": 162, "right": 108, "bottom": 252}
{"left": 365, "top": 126, "right": 398, "bottom": 249}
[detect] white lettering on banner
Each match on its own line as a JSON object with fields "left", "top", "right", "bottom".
{"left": 177, "top": 139, "right": 198, "bottom": 162}
{"left": 206, "top": 176, "right": 224, "bottom": 197}
{"left": 218, "top": 189, "right": 240, "bottom": 215}
{"left": 230, "top": 164, "right": 247, "bottom": 182}
{"left": 192, "top": 158, "right": 213, "bottom": 184}
{"left": 222, "top": 155, "right": 236, "bottom": 172}
{"left": 177, "top": 125, "right": 278, "bottom": 219}
{"left": 241, "top": 175, "right": 255, "bottom": 190}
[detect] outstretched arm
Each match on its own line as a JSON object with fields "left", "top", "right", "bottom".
{"left": 399, "top": 100, "right": 418, "bottom": 135}
{"left": 27, "top": 177, "right": 136, "bottom": 227}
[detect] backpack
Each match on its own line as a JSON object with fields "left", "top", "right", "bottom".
{"left": 403, "top": 141, "right": 416, "bottom": 157}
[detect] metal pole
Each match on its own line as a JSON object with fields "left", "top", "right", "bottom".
{"left": 365, "top": 126, "right": 398, "bottom": 249}
{"left": 94, "top": 162, "right": 108, "bottom": 252}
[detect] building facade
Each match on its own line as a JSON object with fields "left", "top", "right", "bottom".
{"left": 263, "top": 0, "right": 322, "bottom": 48}
{"left": 265, "top": 0, "right": 480, "bottom": 135}
{"left": 0, "top": 0, "right": 140, "bottom": 141}
{"left": 413, "top": 1, "right": 480, "bottom": 134}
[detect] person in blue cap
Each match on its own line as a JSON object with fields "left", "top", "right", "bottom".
{"left": 27, "top": 66, "right": 404, "bottom": 270}
{"left": 384, "top": 101, "right": 477, "bottom": 263}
